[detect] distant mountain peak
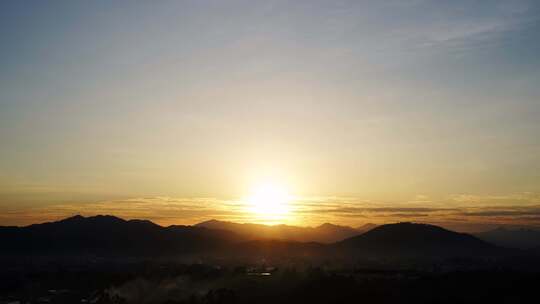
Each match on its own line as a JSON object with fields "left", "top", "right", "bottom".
{"left": 128, "top": 219, "right": 160, "bottom": 228}
{"left": 357, "top": 223, "right": 377, "bottom": 231}
{"left": 83, "top": 215, "right": 126, "bottom": 223}
{"left": 317, "top": 223, "right": 341, "bottom": 229}
{"left": 319, "top": 222, "right": 334, "bottom": 227}
{"left": 59, "top": 214, "right": 85, "bottom": 221}
{"left": 197, "top": 219, "right": 227, "bottom": 225}
{"left": 316, "top": 223, "right": 357, "bottom": 232}
{"left": 195, "top": 219, "right": 360, "bottom": 243}
{"left": 195, "top": 219, "right": 237, "bottom": 229}
{"left": 368, "top": 222, "right": 452, "bottom": 236}
{"left": 48, "top": 215, "right": 129, "bottom": 228}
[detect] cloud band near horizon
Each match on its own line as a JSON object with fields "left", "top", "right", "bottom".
{"left": 2, "top": 193, "right": 540, "bottom": 232}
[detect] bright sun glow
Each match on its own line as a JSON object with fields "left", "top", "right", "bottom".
{"left": 246, "top": 182, "right": 292, "bottom": 216}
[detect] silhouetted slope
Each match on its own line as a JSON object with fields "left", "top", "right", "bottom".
{"left": 195, "top": 220, "right": 360, "bottom": 243}
{"left": 475, "top": 227, "right": 540, "bottom": 249}
{"left": 356, "top": 223, "right": 377, "bottom": 233}
{"left": 337, "top": 222, "right": 497, "bottom": 258}
{"left": 0, "top": 215, "right": 237, "bottom": 256}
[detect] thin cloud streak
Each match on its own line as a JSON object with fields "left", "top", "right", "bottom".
{"left": 3, "top": 193, "right": 540, "bottom": 231}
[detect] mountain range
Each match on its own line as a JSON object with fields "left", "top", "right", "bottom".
{"left": 195, "top": 219, "right": 376, "bottom": 243}
{"left": 0, "top": 215, "right": 237, "bottom": 256}
{"left": 0, "top": 215, "right": 518, "bottom": 259}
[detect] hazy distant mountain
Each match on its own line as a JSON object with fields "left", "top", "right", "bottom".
{"left": 195, "top": 219, "right": 362, "bottom": 243}
{"left": 475, "top": 227, "right": 540, "bottom": 249}
{"left": 356, "top": 223, "right": 378, "bottom": 233}
{"left": 0, "top": 215, "right": 237, "bottom": 256}
{"left": 337, "top": 222, "right": 498, "bottom": 258}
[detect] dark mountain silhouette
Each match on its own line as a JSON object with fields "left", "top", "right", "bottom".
{"left": 195, "top": 219, "right": 361, "bottom": 243}
{"left": 1, "top": 216, "right": 511, "bottom": 259}
{"left": 475, "top": 227, "right": 540, "bottom": 249}
{"left": 0, "top": 215, "right": 237, "bottom": 256}
{"left": 336, "top": 222, "right": 499, "bottom": 258}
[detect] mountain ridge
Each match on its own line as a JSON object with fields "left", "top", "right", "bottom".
{"left": 0, "top": 215, "right": 515, "bottom": 259}
{"left": 194, "top": 219, "right": 367, "bottom": 243}
{"left": 0, "top": 215, "right": 237, "bottom": 256}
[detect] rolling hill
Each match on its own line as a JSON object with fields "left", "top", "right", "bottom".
{"left": 336, "top": 222, "right": 499, "bottom": 258}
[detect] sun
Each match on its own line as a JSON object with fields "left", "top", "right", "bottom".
{"left": 245, "top": 182, "right": 292, "bottom": 216}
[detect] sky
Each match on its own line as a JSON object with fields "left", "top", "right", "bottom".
{"left": 1, "top": 0, "right": 540, "bottom": 230}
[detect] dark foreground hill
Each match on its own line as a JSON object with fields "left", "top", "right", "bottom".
{"left": 336, "top": 222, "right": 500, "bottom": 258}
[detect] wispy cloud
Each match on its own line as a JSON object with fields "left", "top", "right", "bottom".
{"left": 390, "top": 0, "right": 538, "bottom": 51}
{"left": 3, "top": 192, "right": 540, "bottom": 231}
{"left": 450, "top": 192, "right": 540, "bottom": 206}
